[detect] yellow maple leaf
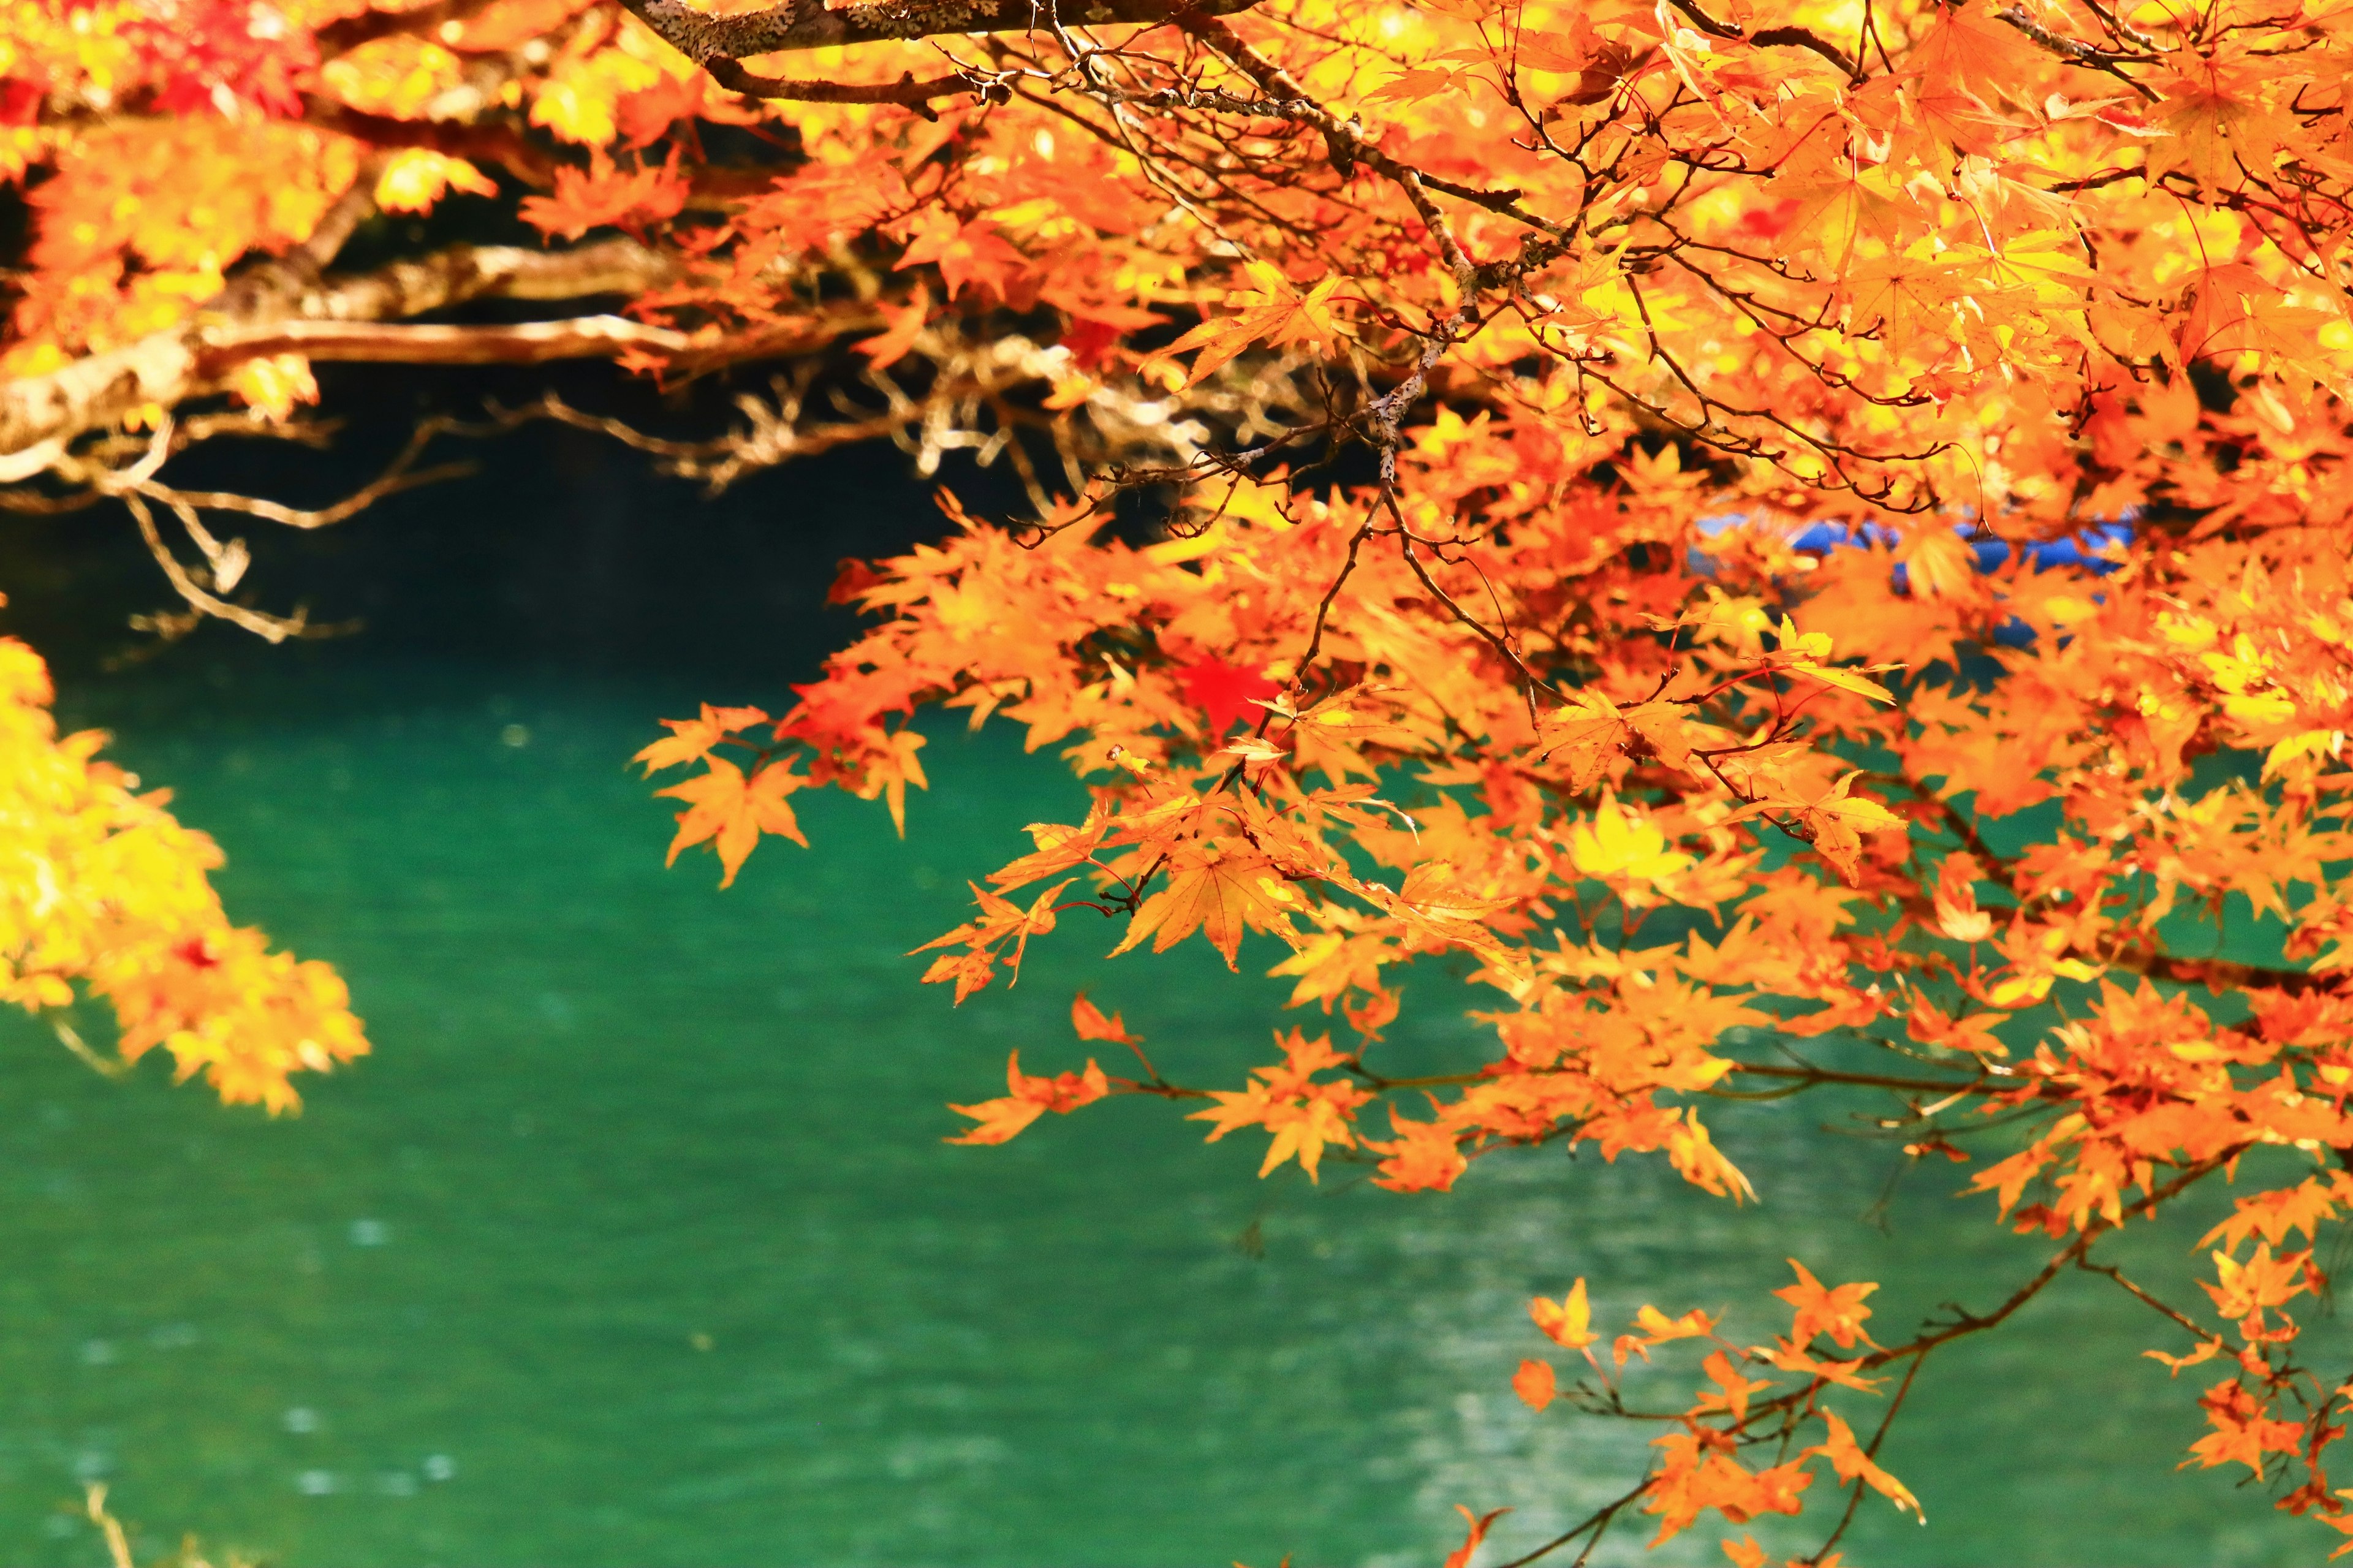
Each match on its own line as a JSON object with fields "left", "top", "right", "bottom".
{"left": 1790, "top": 772, "right": 1907, "bottom": 884}
{"left": 227, "top": 352, "right": 317, "bottom": 423}
{"left": 374, "top": 150, "right": 499, "bottom": 215}
{"left": 1161, "top": 261, "right": 1347, "bottom": 385}
{"left": 1775, "top": 618, "right": 1900, "bottom": 704}
{"left": 1569, "top": 793, "right": 1694, "bottom": 882}
{"left": 1531, "top": 1278, "right": 1599, "bottom": 1351}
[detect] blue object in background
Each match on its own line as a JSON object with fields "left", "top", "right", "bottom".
{"left": 1694, "top": 516, "right": 2134, "bottom": 647}
{"left": 1782, "top": 518, "right": 2134, "bottom": 585}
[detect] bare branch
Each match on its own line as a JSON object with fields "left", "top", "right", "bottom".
{"left": 1992, "top": 6, "right": 2161, "bottom": 100}
{"left": 124, "top": 490, "right": 313, "bottom": 645}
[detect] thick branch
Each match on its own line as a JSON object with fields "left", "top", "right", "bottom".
{"left": 267, "top": 239, "right": 684, "bottom": 320}
{"left": 618, "top": 0, "right": 1256, "bottom": 59}
{"left": 299, "top": 96, "right": 781, "bottom": 201}
{"left": 0, "top": 239, "right": 680, "bottom": 473}
{"left": 201, "top": 317, "right": 692, "bottom": 366}
{"left": 2129, "top": 950, "right": 2347, "bottom": 997}
{"left": 707, "top": 58, "right": 1001, "bottom": 110}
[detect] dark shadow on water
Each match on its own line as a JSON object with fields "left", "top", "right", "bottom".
{"left": 0, "top": 358, "right": 1031, "bottom": 690}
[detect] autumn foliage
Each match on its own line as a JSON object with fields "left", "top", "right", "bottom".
{"left": 9, "top": 0, "right": 2353, "bottom": 1557}
{"left": 0, "top": 616, "right": 364, "bottom": 1109}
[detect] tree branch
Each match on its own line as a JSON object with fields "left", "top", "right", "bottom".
{"left": 314, "top": 0, "right": 507, "bottom": 57}
{"left": 2126, "top": 950, "right": 2347, "bottom": 997}
{"left": 1991, "top": 6, "right": 2160, "bottom": 101}
{"left": 617, "top": 0, "right": 1257, "bottom": 60}
{"left": 705, "top": 58, "right": 1006, "bottom": 112}
{"left": 0, "top": 239, "right": 680, "bottom": 473}
{"left": 1663, "top": 0, "right": 1863, "bottom": 78}
{"left": 300, "top": 97, "right": 564, "bottom": 186}
{"left": 202, "top": 317, "right": 692, "bottom": 366}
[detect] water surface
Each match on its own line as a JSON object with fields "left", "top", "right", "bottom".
{"left": 0, "top": 645, "right": 2332, "bottom": 1567}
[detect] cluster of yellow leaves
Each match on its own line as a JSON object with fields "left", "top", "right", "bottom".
{"left": 375, "top": 149, "right": 499, "bottom": 215}
{"left": 0, "top": 634, "right": 363, "bottom": 1111}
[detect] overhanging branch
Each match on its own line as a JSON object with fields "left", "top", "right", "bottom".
{"left": 620, "top": 0, "right": 1256, "bottom": 59}
{"left": 204, "top": 317, "right": 692, "bottom": 366}
{"left": 0, "top": 238, "right": 681, "bottom": 474}
{"left": 707, "top": 58, "right": 1008, "bottom": 111}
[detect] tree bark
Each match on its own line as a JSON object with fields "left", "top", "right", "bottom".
{"left": 620, "top": 0, "right": 1257, "bottom": 61}
{"left": 202, "top": 316, "right": 691, "bottom": 367}
{"left": 0, "top": 239, "right": 681, "bottom": 478}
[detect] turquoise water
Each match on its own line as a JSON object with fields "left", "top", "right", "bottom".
{"left": 0, "top": 647, "right": 2338, "bottom": 1567}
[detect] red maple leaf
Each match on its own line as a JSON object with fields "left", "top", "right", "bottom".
{"left": 0, "top": 79, "right": 42, "bottom": 126}
{"left": 132, "top": 0, "right": 317, "bottom": 119}
{"left": 1175, "top": 656, "right": 1279, "bottom": 733}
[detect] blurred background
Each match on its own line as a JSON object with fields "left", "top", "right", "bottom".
{"left": 0, "top": 360, "right": 2333, "bottom": 1567}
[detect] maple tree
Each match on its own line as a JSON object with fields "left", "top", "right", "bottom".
{"left": 7, "top": 0, "right": 2353, "bottom": 1558}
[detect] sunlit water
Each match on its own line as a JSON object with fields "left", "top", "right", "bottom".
{"left": 0, "top": 650, "right": 2336, "bottom": 1567}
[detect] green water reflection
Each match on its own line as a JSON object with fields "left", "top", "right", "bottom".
{"left": 0, "top": 654, "right": 2335, "bottom": 1567}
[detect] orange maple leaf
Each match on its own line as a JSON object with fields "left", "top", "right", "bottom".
{"left": 1070, "top": 991, "right": 1139, "bottom": 1044}
{"left": 946, "top": 1050, "right": 1110, "bottom": 1145}
{"left": 858, "top": 282, "right": 933, "bottom": 370}
{"left": 1774, "top": 1260, "right": 1881, "bottom": 1350}
{"left": 1802, "top": 1408, "right": 1923, "bottom": 1521}
{"left": 1160, "top": 260, "right": 1347, "bottom": 385}
{"left": 520, "top": 150, "right": 688, "bottom": 241}
{"left": 1113, "top": 845, "right": 1303, "bottom": 969}
{"left": 654, "top": 757, "right": 808, "bottom": 887}
{"left": 1695, "top": 1349, "right": 1776, "bottom": 1424}
{"left": 1441, "top": 1504, "right": 1510, "bottom": 1568}
{"left": 1512, "top": 1358, "right": 1558, "bottom": 1411}
{"left": 895, "top": 211, "right": 1026, "bottom": 301}
{"left": 915, "top": 879, "right": 1074, "bottom": 1002}
{"left": 635, "top": 704, "right": 772, "bottom": 773}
